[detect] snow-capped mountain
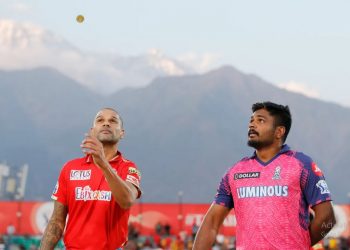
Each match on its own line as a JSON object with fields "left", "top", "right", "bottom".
{"left": 0, "top": 19, "right": 195, "bottom": 94}
{"left": 0, "top": 19, "right": 75, "bottom": 50}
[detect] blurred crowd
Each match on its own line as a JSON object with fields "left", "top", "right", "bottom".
{"left": 123, "top": 222, "right": 350, "bottom": 250}
{"left": 0, "top": 222, "right": 349, "bottom": 250}
{"left": 120, "top": 222, "right": 235, "bottom": 250}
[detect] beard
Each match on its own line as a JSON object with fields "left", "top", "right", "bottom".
{"left": 97, "top": 133, "right": 120, "bottom": 145}
{"left": 247, "top": 137, "right": 274, "bottom": 150}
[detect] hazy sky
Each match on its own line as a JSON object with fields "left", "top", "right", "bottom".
{"left": 1, "top": 0, "right": 349, "bottom": 107}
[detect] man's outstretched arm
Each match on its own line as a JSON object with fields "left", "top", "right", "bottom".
{"left": 39, "top": 201, "right": 67, "bottom": 250}
{"left": 193, "top": 204, "right": 231, "bottom": 250}
{"left": 309, "top": 201, "right": 336, "bottom": 246}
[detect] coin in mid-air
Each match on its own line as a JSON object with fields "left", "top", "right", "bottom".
{"left": 76, "top": 15, "right": 85, "bottom": 23}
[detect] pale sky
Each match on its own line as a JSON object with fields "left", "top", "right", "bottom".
{"left": 1, "top": 0, "right": 349, "bottom": 107}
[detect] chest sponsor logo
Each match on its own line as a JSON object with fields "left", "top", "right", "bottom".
{"left": 316, "top": 180, "right": 330, "bottom": 194}
{"left": 237, "top": 185, "right": 288, "bottom": 198}
{"left": 70, "top": 170, "right": 91, "bottom": 180}
{"left": 75, "top": 186, "right": 112, "bottom": 201}
{"left": 234, "top": 172, "right": 260, "bottom": 180}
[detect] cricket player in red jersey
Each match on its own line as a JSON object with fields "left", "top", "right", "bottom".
{"left": 40, "top": 108, "right": 142, "bottom": 250}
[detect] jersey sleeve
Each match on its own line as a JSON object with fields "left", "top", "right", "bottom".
{"left": 51, "top": 163, "right": 68, "bottom": 205}
{"left": 296, "top": 152, "right": 332, "bottom": 207}
{"left": 124, "top": 164, "right": 142, "bottom": 198}
{"left": 214, "top": 170, "right": 234, "bottom": 209}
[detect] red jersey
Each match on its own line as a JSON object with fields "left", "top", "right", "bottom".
{"left": 51, "top": 152, "right": 141, "bottom": 250}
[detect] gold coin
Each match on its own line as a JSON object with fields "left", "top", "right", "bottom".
{"left": 76, "top": 15, "right": 85, "bottom": 23}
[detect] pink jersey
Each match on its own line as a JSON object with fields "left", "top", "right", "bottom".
{"left": 214, "top": 145, "right": 332, "bottom": 250}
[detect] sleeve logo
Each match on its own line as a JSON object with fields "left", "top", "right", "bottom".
{"left": 316, "top": 180, "right": 330, "bottom": 194}
{"left": 128, "top": 167, "right": 141, "bottom": 178}
{"left": 53, "top": 182, "right": 59, "bottom": 194}
{"left": 126, "top": 175, "right": 140, "bottom": 187}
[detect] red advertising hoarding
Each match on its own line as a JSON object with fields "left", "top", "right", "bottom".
{"left": 0, "top": 201, "right": 349, "bottom": 238}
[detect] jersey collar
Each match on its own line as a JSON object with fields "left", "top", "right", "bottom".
{"left": 85, "top": 151, "right": 122, "bottom": 164}
{"left": 250, "top": 144, "right": 291, "bottom": 166}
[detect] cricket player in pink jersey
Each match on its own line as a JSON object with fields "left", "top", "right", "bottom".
{"left": 193, "top": 101, "right": 336, "bottom": 250}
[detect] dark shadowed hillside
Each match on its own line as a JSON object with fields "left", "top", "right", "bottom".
{"left": 1, "top": 66, "right": 349, "bottom": 203}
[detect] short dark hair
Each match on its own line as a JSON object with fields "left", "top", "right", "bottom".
{"left": 252, "top": 101, "right": 292, "bottom": 142}
{"left": 99, "top": 107, "right": 124, "bottom": 128}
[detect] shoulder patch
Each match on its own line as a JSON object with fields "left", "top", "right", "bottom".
{"left": 316, "top": 180, "right": 330, "bottom": 194}
{"left": 311, "top": 162, "right": 323, "bottom": 177}
{"left": 128, "top": 167, "right": 141, "bottom": 178}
